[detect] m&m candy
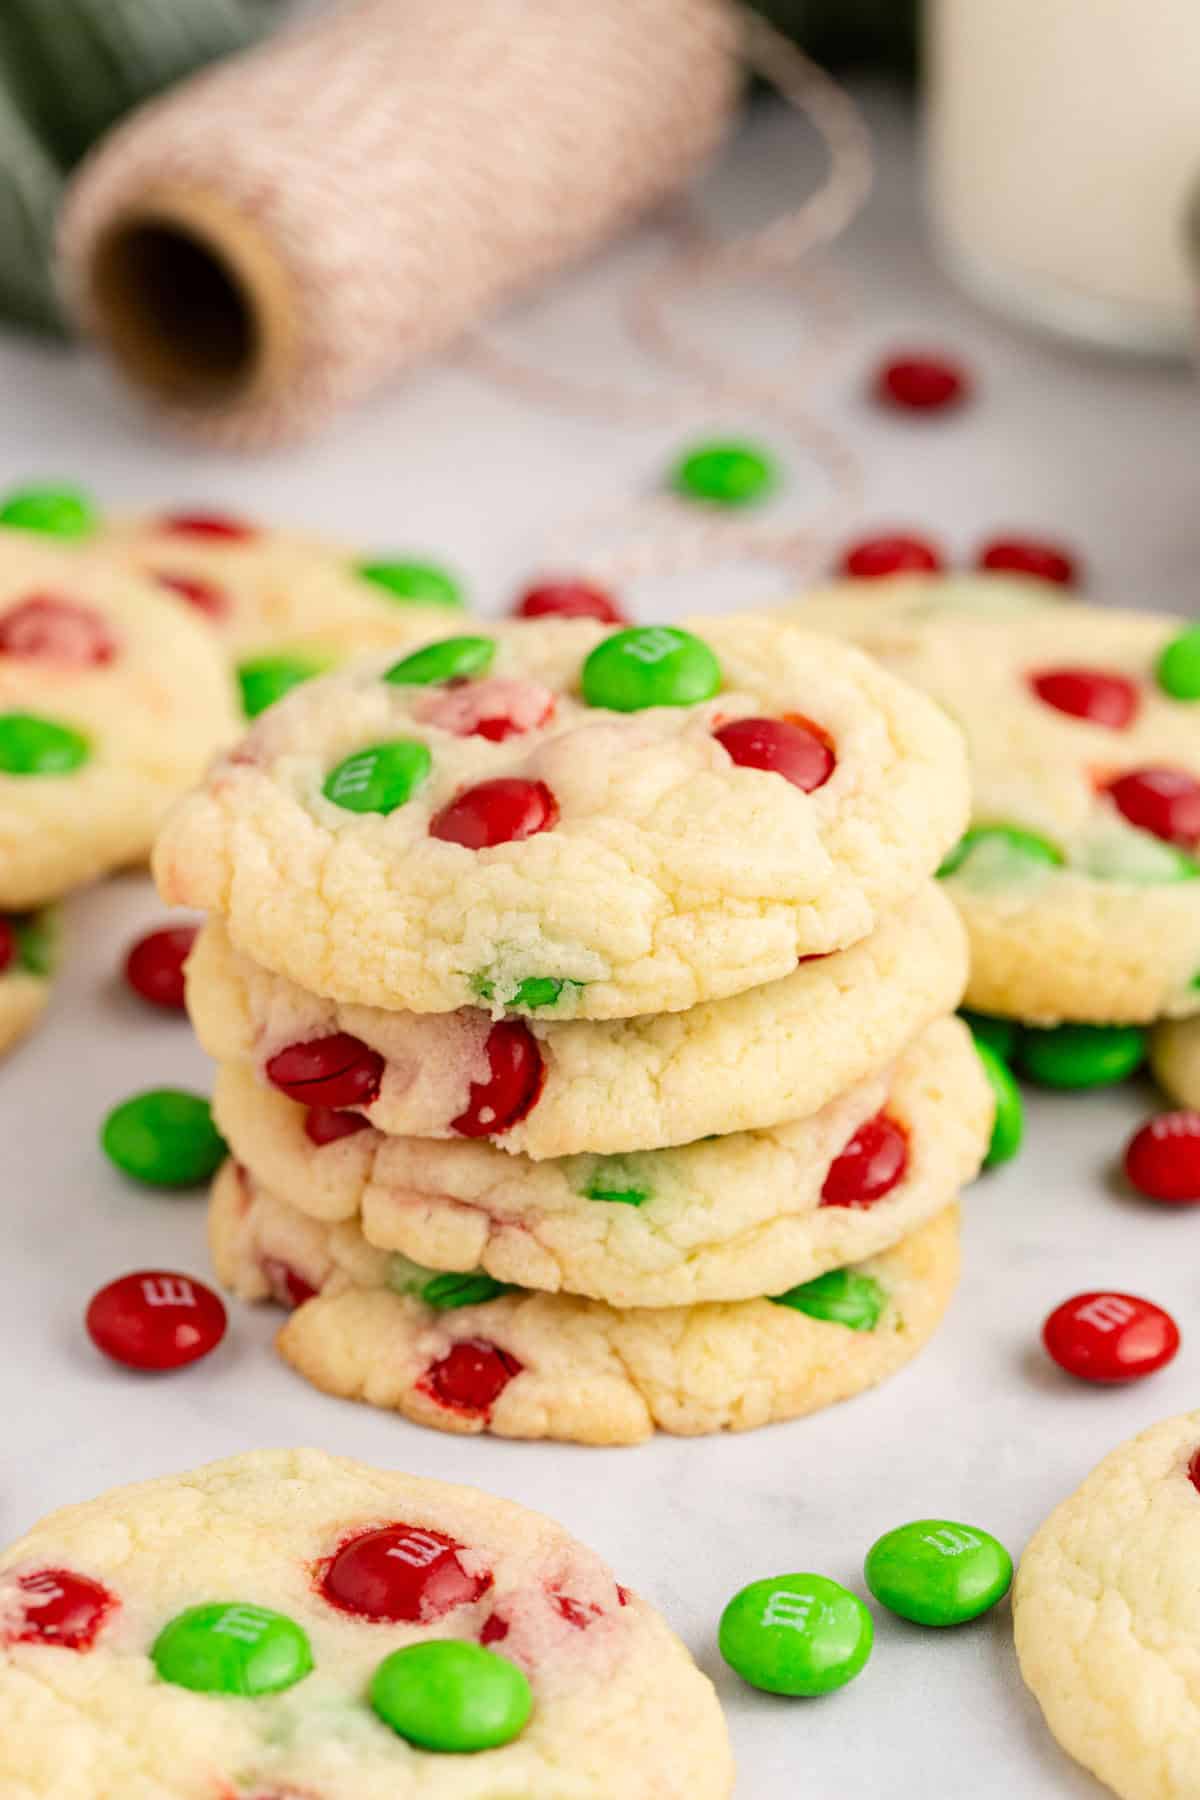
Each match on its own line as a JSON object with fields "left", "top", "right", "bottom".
{"left": 514, "top": 580, "right": 627, "bottom": 623}
{"left": 1042, "top": 1291, "right": 1180, "bottom": 1383}
{"left": 671, "top": 441, "right": 776, "bottom": 508}
{"left": 820, "top": 1114, "right": 908, "bottom": 1208}
{"left": 1123, "top": 1112, "right": 1200, "bottom": 1203}
{"left": 873, "top": 352, "right": 969, "bottom": 414}
{"left": 0, "top": 483, "right": 96, "bottom": 539}
{"left": 322, "top": 740, "right": 431, "bottom": 815}
{"left": 1157, "top": 625, "right": 1200, "bottom": 700}
{"left": 1106, "top": 767, "right": 1200, "bottom": 849}
{"left": 153, "top": 1603, "right": 312, "bottom": 1696}
{"left": 864, "top": 1520, "right": 1012, "bottom": 1627}
{"left": 838, "top": 533, "right": 943, "bottom": 579}
{"left": 430, "top": 778, "right": 558, "bottom": 849}
{"left": 7, "top": 1569, "right": 116, "bottom": 1649}
{"left": 385, "top": 635, "right": 496, "bottom": 687}
{"left": 1028, "top": 667, "right": 1138, "bottom": 729}
{"left": 319, "top": 1523, "right": 491, "bottom": 1622}
{"left": 973, "top": 1041, "right": 1023, "bottom": 1169}
{"left": 237, "top": 654, "right": 327, "bottom": 718}
{"left": 86, "top": 1270, "right": 227, "bottom": 1371}
{"left": 976, "top": 536, "right": 1078, "bottom": 587}
{"left": 1016, "top": 1023, "right": 1146, "bottom": 1089}
{"left": 0, "top": 713, "right": 90, "bottom": 775}
{"left": 266, "top": 1034, "right": 384, "bottom": 1109}
{"left": 357, "top": 559, "right": 464, "bottom": 608}
{"left": 581, "top": 626, "right": 721, "bottom": 713}
{"left": 101, "top": 1088, "right": 225, "bottom": 1187}
{"left": 123, "top": 925, "right": 198, "bottom": 1012}
{"left": 369, "top": 1640, "right": 532, "bottom": 1751}
{"left": 718, "top": 1574, "right": 872, "bottom": 1696}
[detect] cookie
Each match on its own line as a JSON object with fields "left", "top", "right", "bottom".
{"left": 154, "top": 615, "right": 969, "bottom": 1019}
{"left": 0, "top": 908, "right": 55, "bottom": 1056}
{"left": 212, "top": 1162, "right": 961, "bottom": 1443}
{"left": 784, "top": 585, "right": 1200, "bottom": 1023}
{"left": 0, "top": 1446, "right": 732, "bottom": 1797}
{"left": 0, "top": 540, "right": 239, "bottom": 908}
{"left": 212, "top": 1014, "right": 989, "bottom": 1305}
{"left": 1150, "top": 1016, "right": 1200, "bottom": 1108}
{"left": 1014, "top": 1409, "right": 1200, "bottom": 1800}
{"left": 187, "top": 882, "right": 967, "bottom": 1158}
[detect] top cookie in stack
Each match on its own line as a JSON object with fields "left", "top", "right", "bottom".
{"left": 161, "top": 616, "right": 990, "bottom": 1443}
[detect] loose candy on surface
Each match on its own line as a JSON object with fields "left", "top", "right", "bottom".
{"left": 515, "top": 579, "right": 627, "bottom": 623}
{"left": 718, "top": 1573, "right": 873, "bottom": 1695}
{"left": 1042, "top": 1291, "right": 1180, "bottom": 1384}
{"left": 874, "top": 352, "right": 969, "bottom": 413}
{"left": 123, "top": 924, "right": 198, "bottom": 1011}
{"left": 864, "top": 1520, "right": 1012, "bottom": 1626}
{"left": 85, "top": 1270, "right": 227, "bottom": 1371}
{"left": 976, "top": 536, "right": 1078, "bottom": 587}
{"left": 670, "top": 440, "right": 777, "bottom": 507}
{"left": 369, "top": 1640, "right": 533, "bottom": 1750}
{"left": 1123, "top": 1112, "right": 1200, "bottom": 1203}
{"left": 101, "top": 1087, "right": 226, "bottom": 1187}
{"left": 1017, "top": 1023, "right": 1147, "bottom": 1090}
{"left": 838, "top": 533, "right": 944, "bottom": 578}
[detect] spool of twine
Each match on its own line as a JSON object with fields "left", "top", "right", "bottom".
{"left": 58, "top": 0, "right": 741, "bottom": 448}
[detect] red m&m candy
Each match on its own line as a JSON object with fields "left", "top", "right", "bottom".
{"left": 1029, "top": 668, "right": 1138, "bottom": 730}
{"left": 261, "top": 1259, "right": 318, "bottom": 1309}
{"left": 977, "top": 537, "right": 1078, "bottom": 588}
{"left": 514, "top": 580, "right": 627, "bottom": 624}
{"left": 123, "top": 924, "right": 198, "bottom": 1011}
{"left": 7, "top": 1569, "right": 116, "bottom": 1650}
{"left": 838, "top": 534, "right": 943, "bottom": 580}
{"left": 450, "top": 1020, "right": 544, "bottom": 1137}
{"left": 430, "top": 778, "right": 558, "bottom": 849}
{"left": 1042, "top": 1291, "right": 1179, "bottom": 1383}
{"left": 1124, "top": 1112, "right": 1200, "bottom": 1203}
{"left": 714, "top": 716, "right": 835, "bottom": 793}
{"left": 0, "top": 595, "right": 116, "bottom": 665}
{"left": 417, "top": 1339, "right": 523, "bottom": 1416}
{"left": 821, "top": 1114, "right": 909, "bottom": 1208}
{"left": 874, "top": 353, "right": 969, "bottom": 414}
{"left": 159, "top": 511, "right": 255, "bottom": 542}
{"left": 86, "top": 1270, "right": 227, "bottom": 1371}
{"left": 265, "top": 1033, "right": 384, "bottom": 1109}
{"left": 0, "top": 916, "right": 15, "bottom": 975}
{"left": 304, "top": 1106, "right": 371, "bottom": 1147}
{"left": 1106, "top": 767, "right": 1200, "bottom": 847}
{"left": 320, "top": 1523, "right": 492, "bottom": 1622}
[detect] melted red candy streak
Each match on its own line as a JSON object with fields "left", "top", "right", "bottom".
{"left": 0, "top": 916, "right": 15, "bottom": 976}
{"left": 303, "top": 1106, "right": 371, "bottom": 1146}
{"left": 714, "top": 715, "right": 835, "bottom": 792}
{"left": 159, "top": 511, "right": 255, "bottom": 542}
{"left": 450, "top": 1020, "right": 544, "bottom": 1137}
{"left": 0, "top": 595, "right": 116, "bottom": 665}
{"left": 418, "top": 1340, "right": 523, "bottom": 1416}
{"left": 479, "top": 1611, "right": 510, "bottom": 1644}
{"left": 8, "top": 1569, "right": 116, "bottom": 1649}
{"left": 319, "top": 1523, "right": 491, "bottom": 1622}
{"left": 820, "top": 1113, "right": 909, "bottom": 1208}
{"left": 1106, "top": 767, "right": 1200, "bottom": 847}
{"left": 154, "top": 571, "right": 230, "bottom": 620}
{"left": 552, "top": 1592, "right": 603, "bottom": 1629}
{"left": 261, "top": 1259, "right": 318, "bottom": 1309}
{"left": 1124, "top": 1113, "right": 1200, "bottom": 1204}
{"left": 429, "top": 778, "right": 559, "bottom": 849}
{"left": 1189, "top": 1449, "right": 1200, "bottom": 1495}
{"left": 265, "top": 1034, "right": 384, "bottom": 1109}
{"left": 1029, "top": 668, "right": 1138, "bottom": 729}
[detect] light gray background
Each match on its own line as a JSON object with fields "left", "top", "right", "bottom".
{"left": 4, "top": 93, "right": 1196, "bottom": 1795}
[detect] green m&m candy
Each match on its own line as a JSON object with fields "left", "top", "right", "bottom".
{"left": 101, "top": 1088, "right": 226, "bottom": 1188}
{"left": 960, "top": 1010, "right": 1017, "bottom": 1061}
{"left": 322, "top": 739, "right": 431, "bottom": 814}
{"left": 152, "top": 1602, "right": 313, "bottom": 1696}
{"left": 671, "top": 440, "right": 777, "bottom": 508}
{"left": 938, "top": 825, "right": 1063, "bottom": 885}
{"left": 237, "top": 653, "right": 328, "bottom": 718}
{"left": 0, "top": 483, "right": 97, "bottom": 539}
{"left": 1017, "top": 1022, "right": 1147, "bottom": 1089}
{"left": 384, "top": 635, "right": 495, "bottom": 687}
{"left": 583, "top": 1159, "right": 650, "bottom": 1206}
{"left": 421, "top": 1271, "right": 511, "bottom": 1310}
{"left": 1157, "top": 624, "right": 1200, "bottom": 700}
{"left": 13, "top": 910, "right": 56, "bottom": 976}
{"left": 357, "top": 559, "right": 464, "bottom": 608}
{"left": 0, "top": 713, "right": 89, "bottom": 775}
{"left": 369, "top": 1640, "right": 532, "bottom": 1751}
{"left": 864, "top": 1519, "right": 1013, "bottom": 1627}
{"left": 471, "top": 972, "right": 579, "bottom": 1010}
{"left": 770, "top": 1268, "right": 885, "bottom": 1331}
{"left": 581, "top": 626, "right": 720, "bottom": 713}
{"left": 719, "top": 1573, "right": 872, "bottom": 1696}
{"left": 973, "top": 1040, "right": 1023, "bottom": 1168}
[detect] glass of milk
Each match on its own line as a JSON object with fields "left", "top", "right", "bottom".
{"left": 925, "top": 0, "right": 1200, "bottom": 358}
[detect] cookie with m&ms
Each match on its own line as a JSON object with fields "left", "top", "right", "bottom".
{"left": 782, "top": 582, "right": 1200, "bottom": 1024}
{"left": 212, "top": 1163, "right": 962, "bottom": 1444}
{"left": 185, "top": 882, "right": 967, "bottom": 1158}
{"left": 0, "top": 907, "right": 56, "bottom": 1057}
{"left": 0, "top": 1447, "right": 732, "bottom": 1796}
{"left": 1014, "top": 1410, "right": 1200, "bottom": 1800}
{"left": 154, "top": 617, "right": 968, "bottom": 1019}
{"left": 209, "top": 1015, "right": 989, "bottom": 1307}
{"left": 0, "top": 540, "right": 238, "bottom": 909}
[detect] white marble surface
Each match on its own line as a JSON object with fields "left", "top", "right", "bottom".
{"left": 3, "top": 89, "right": 1197, "bottom": 1797}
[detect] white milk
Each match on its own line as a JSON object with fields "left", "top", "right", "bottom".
{"left": 926, "top": 0, "right": 1200, "bottom": 356}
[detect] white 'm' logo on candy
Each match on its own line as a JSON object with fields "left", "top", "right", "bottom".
{"left": 141, "top": 1277, "right": 195, "bottom": 1308}
{"left": 920, "top": 1528, "right": 982, "bottom": 1558}
{"left": 333, "top": 756, "right": 375, "bottom": 794}
{"left": 211, "top": 1605, "right": 273, "bottom": 1643}
{"left": 623, "top": 628, "right": 679, "bottom": 665}
{"left": 762, "top": 1591, "right": 815, "bottom": 1633}
{"left": 1075, "top": 1296, "right": 1136, "bottom": 1333}
{"left": 385, "top": 1530, "right": 446, "bottom": 1569}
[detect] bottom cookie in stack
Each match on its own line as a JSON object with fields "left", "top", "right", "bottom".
{"left": 212, "top": 1164, "right": 963, "bottom": 1446}
{"left": 1150, "top": 1015, "right": 1200, "bottom": 1108}
{"left": 0, "top": 908, "right": 56, "bottom": 1057}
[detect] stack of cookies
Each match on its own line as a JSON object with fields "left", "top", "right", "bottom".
{"left": 784, "top": 574, "right": 1200, "bottom": 1091}
{"left": 155, "top": 614, "right": 994, "bottom": 1444}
